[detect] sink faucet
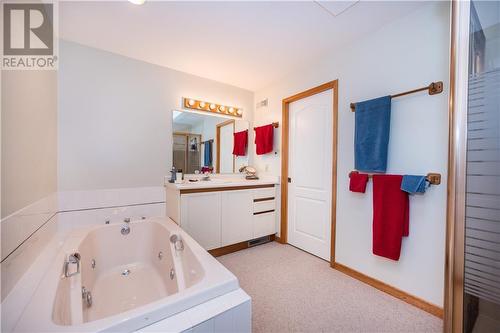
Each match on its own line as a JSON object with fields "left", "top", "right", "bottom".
{"left": 201, "top": 171, "right": 211, "bottom": 181}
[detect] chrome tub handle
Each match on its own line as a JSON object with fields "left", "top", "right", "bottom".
{"left": 63, "top": 252, "right": 81, "bottom": 278}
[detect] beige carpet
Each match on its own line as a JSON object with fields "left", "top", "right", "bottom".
{"left": 217, "top": 242, "right": 443, "bottom": 333}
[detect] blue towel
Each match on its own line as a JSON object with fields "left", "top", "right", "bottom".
{"left": 354, "top": 96, "right": 391, "bottom": 172}
{"left": 401, "top": 175, "right": 427, "bottom": 194}
{"left": 204, "top": 141, "right": 213, "bottom": 166}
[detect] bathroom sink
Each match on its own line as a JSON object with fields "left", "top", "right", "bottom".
{"left": 204, "top": 178, "right": 232, "bottom": 184}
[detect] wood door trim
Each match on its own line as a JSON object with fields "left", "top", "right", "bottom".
{"left": 280, "top": 80, "right": 338, "bottom": 267}
{"left": 180, "top": 184, "right": 274, "bottom": 195}
{"left": 334, "top": 263, "right": 444, "bottom": 318}
{"left": 216, "top": 120, "right": 236, "bottom": 173}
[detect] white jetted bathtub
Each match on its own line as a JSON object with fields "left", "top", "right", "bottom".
{"left": 14, "top": 217, "right": 240, "bottom": 332}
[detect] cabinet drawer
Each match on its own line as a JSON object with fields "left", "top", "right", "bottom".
{"left": 252, "top": 187, "right": 276, "bottom": 200}
{"left": 253, "top": 212, "right": 276, "bottom": 238}
{"left": 253, "top": 200, "right": 275, "bottom": 213}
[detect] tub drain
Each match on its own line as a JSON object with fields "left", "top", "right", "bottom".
{"left": 121, "top": 269, "right": 131, "bottom": 276}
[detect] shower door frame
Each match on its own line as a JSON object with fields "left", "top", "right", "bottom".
{"left": 444, "top": 1, "right": 471, "bottom": 332}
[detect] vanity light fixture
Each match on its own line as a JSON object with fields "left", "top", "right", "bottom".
{"left": 183, "top": 97, "right": 242, "bottom": 118}
{"left": 128, "top": 0, "right": 146, "bottom": 4}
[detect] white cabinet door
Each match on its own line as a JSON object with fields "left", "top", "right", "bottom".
{"left": 180, "top": 192, "right": 221, "bottom": 250}
{"left": 221, "top": 190, "right": 253, "bottom": 246}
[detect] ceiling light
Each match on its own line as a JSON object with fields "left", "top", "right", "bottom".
{"left": 128, "top": 0, "right": 145, "bottom": 5}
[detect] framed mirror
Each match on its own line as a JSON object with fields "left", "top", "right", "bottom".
{"left": 172, "top": 109, "right": 249, "bottom": 174}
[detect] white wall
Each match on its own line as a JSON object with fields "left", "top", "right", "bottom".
{"left": 253, "top": 2, "right": 450, "bottom": 306}
{"left": 1, "top": 71, "right": 58, "bottom": 218}
{"left": 58, "top": 41, "right": 254, "bottom": 190}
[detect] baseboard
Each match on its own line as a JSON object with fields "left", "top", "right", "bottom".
{"left": 333, "top": 262, "right": 444, "bottom": 318}
{"left": 209, "top": 234, "right": 276, "bottom": 257}
{"left": 275, "top": 235, "right": 288, "bottom": 244}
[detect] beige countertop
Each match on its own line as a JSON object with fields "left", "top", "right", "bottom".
{"left": 164, "top": 175, "right": 279, "bottom": 190}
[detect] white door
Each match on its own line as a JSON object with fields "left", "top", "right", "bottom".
{"left": 288, "top": 89, "right": 333, "bottom": 260}
{"left": 219, "top": 123, "right": 234, "bottom": 173}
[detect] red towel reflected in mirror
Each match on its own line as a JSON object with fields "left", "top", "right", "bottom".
{"left": 233, "top": 130, "right": 248, "bottom": 156}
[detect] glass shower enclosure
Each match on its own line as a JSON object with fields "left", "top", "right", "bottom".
{"left": 446, "top": 1, "right": 500, "bottom": 332}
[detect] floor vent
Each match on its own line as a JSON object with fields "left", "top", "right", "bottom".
{"left": 248, "top": 236, "right": 271, "bottom": 247}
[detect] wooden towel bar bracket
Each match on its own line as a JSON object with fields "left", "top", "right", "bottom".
{"left": 350, "top": 81, "right": 444, "bottom": 112}
{"left": 349, "top": 171, "right": 442, "bottom": 185}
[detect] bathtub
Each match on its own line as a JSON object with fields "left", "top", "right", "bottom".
{"left": 14, "top": 217, "right": 240, "bottom": 332}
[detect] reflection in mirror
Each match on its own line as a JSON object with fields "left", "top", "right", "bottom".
{"left": 172, "top": 110, "right": 249, "bottom": 174}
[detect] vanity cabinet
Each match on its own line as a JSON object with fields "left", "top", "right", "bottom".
{"left": 180, "top": 192, "right": 221, "bottom": 250}
{"left": 168, "top": 184, "right": 277, "bottom": 251}
{"left": 221, "top": 190, "right": 254, "bottom": 246}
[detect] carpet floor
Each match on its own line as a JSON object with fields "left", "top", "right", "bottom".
{"left": 217, "top": 241, "right": 443, "bottom": 333}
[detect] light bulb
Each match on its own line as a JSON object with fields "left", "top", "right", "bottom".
{"left": 236, "top": 109, "right": 243, "bottom": 115}
{"left": 219, "top": 105, "right": 225, "bottom": 112}
{"left": 199, "top": 101, "right": 206, "bottom": 108}
{"left": 128, "top": 0, "right": 145, "bottom": 5}
{"left": 209, "top": 103, "right": 216, "bottom": 110}
{"left": 229, "top": 107, "right": 234, "bottom": 114}
{"left": 188, "top": 99, "right": 195, "bottom": 106}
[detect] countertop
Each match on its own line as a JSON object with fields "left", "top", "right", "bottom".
{"left": 164, "top": 175, "right": 279, "bottom": 190}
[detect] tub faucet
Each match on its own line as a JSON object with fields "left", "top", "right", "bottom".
{"left": 63, "top": 252, "right": 81, "bottom": 278}
{"left": 170, "top": 234, "right": 184, "bottom": 251}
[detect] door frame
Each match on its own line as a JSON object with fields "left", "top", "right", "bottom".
{"left": 216, "top": 119, "right": 235, "bottom": 173}
{"left": 279, "top": 80, "right": 339, "bottom": 265}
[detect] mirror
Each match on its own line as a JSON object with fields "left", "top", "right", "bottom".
{"left": 172, "top": 110, "right": 249, "bottom": 174}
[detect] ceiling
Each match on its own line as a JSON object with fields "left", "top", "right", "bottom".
{"left": 59, "top": 1, "right": 425, "bottom": 91}
{"left": 173, "top": 111, "right": 205, "bottom": 128}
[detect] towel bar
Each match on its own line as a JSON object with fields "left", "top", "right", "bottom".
{"left": 349, "top": 171, "right": 441, "bottom": 185}
{"left": 254, "top": 122, "right": 279, "bottom": 130}
{"left": 350, "top": 81, "right": 443, "bottom": 112}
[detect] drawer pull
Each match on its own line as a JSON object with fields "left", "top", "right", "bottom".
{"left": 253, "top": 209, "right": 275, "bottom": 215}
{"left": 254, "top": 197, "right": 275, "bottom": 202}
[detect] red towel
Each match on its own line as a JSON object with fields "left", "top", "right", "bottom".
{"left": 372, "top": 175, "right": 409, "bottom": 261}
{"left": 254, "top": 124, "right": 274, "bottom": 155}
{"left": 233, "top": 130, "right": 248, "bottom": 156}
{"left": 349, "top": 171, "right": 369, "bottom": 193}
